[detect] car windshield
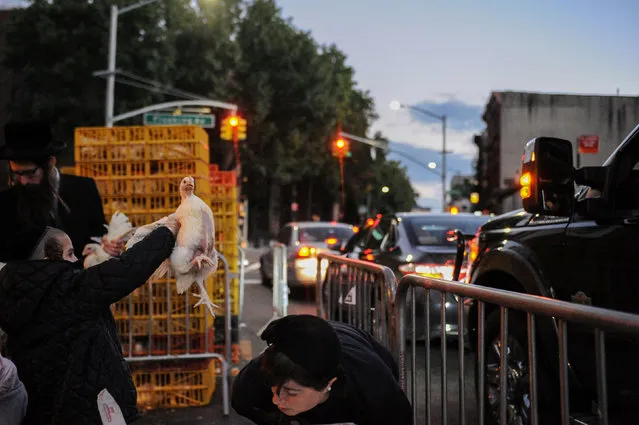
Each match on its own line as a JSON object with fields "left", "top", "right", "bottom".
{"left": 298, "top": 226, "right": 353, "bottom": 244}
{"left": 406, "top": 215, "right": 491, "bottom": 246}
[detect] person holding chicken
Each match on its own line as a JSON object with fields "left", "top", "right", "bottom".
{"left": 0, "top": 121, "right": 123, "bottom": 262}
{"left": 0, "top": 218, "right": 179, "bottom": 425}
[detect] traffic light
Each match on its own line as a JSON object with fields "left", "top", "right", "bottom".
{"left": 237, "top": 117, "right": 247, "bottom": 141}
{"left": 331, "top": 137, "right": 350, "bottom": 158}
{"left": 220, "top": 115, "right": 248, "bottom": 141}
{"left": 220, "top": 116, "right": 233, "bottom": 140}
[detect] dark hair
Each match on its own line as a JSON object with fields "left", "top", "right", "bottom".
{"left": 43, "top": 233, "right": 64, "bottom": 260}
{"left": 260, "top": 345, "right": 332, "bottom": 393}
{"left": 29, "top": 227, "right": 67, "bottom": 260}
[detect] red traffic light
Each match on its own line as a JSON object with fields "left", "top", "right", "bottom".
{"left": 335, "top": 138, "right": 346, "bottom": 149}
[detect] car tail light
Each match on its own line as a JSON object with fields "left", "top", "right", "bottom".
{"left": 297, "top": 246, "right": 317, "bottom": 258}
{"left": 469, "top": 234, "right": 480, "bottom": 263}
{"left": 325, "top": 237, "right": 338, "bottom": 245}
{"left": 398, "top": 263, "right": 455, "bottom": 281}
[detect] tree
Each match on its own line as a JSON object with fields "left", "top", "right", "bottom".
{"left": 2, "top": 0, "right": 188, "bottom": 164}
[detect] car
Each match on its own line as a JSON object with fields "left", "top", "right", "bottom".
{"left": 327, "top": 212, "right": 491, "bottom": 339}
{"left": 260, "top": 221, "right": 356, "bottom": 288}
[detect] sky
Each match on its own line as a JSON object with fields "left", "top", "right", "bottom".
{"left": 2, "top": 0, "right": 639, "bottom": 210}
{"left": 274, "top": 0, "right": 639, "bottom": 210}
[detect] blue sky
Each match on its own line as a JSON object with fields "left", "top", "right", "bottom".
{"left": 275, "top": 0, "right": 639, "bottom": 210}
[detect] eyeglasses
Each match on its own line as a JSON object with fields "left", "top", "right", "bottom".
{"left": 9, "top": 167, "right": 41, "bottom": 181}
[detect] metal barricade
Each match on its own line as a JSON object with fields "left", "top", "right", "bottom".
{"left": 395, "top": 274, "right": 639, "bottom": 425}
{"left": 316, "top": 253, "right": 397, "bottom": 350}
{"left": 238, "top": 244, "right": 247, "bottom": 322}
{"left": 257, "top": 242, "right": 288, "bottom": 336}
{"left": 121, "top": 252, "right": 233, "bottom": 416}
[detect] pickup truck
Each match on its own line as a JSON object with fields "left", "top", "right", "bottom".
{"left": 467, "top": 124, "right": 639, "bottom": 425}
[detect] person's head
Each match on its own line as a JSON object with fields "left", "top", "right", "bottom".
{"left": 260, "top": 315, "right": 341, "bottom": 416}
{"left": 1, "top": 121, "right": 66, "bottom": 226}
{"left": 30, "top": 227, "right": 77, "bottom": 262}
{"left": 0, "top": 226, "right": 76, "bottom": 263}
{"left": 8, "top": 156, "right": 56, "bottom": 187}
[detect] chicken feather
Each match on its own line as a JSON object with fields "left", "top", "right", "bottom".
{"left": 83, "top": 211, "right": 135, "bottom": 268}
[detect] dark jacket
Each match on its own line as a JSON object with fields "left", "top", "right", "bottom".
{"left": 231, "top": 321, "right": 413, "bottom": 425}
{"left": 0, "top": 172, "right": 107, "bottom": 258}
{"left": 0, "top": 226, "right": 175, "bottom": 425}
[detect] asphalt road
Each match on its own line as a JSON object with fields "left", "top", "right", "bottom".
{"left": 135, "top": 246, "right": 478, "bottom": 425}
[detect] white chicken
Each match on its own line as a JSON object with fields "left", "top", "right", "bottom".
{"left": 126, "top": 176, "right": 219, "bottom": 318}
{"left": 82, "top": 211, "right": 135, "bottom": 268}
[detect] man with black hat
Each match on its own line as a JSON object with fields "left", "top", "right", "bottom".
{"left": 0, "top": 121, "right": 121, "bottom": 261}
{"left": 231, "top": 315, "right": 413, "bottom": 425}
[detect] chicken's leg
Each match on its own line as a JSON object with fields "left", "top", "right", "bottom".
{"left": 193, "top": 254, "right": 216, "bottom": 269}
{"left": 193, "top": 279, "right": 218, "bottom": 318}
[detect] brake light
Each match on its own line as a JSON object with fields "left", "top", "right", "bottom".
{"left": 469, "top": 234, "right": 480, "bottom": 263}
{"left": 398, "top": 263, "right": 455, "bottom": 280}
{"left": 297, "top": 246, "right": 316, "bottom": 258}
{"left": 325, "top": 237, "right": 338, "bottom": 245}
{"left": 365, "top": 253, "right": 375, "bottom": 261}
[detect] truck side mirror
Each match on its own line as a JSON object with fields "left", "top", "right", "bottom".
{"left": 520, "top": 137, "right": 575, "bottom": 216}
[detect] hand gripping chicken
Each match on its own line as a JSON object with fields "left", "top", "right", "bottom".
{"left": 82, "top": 211, "right": 135, "bottom": 268}
{"left": 126, "top": 176, "right": 219, "bottom": 318}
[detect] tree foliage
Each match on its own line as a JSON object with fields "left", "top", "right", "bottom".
{"left": 2, "top": 0, "right": 416, "bottom": 238}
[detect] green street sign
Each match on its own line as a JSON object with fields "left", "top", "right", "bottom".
{"left": 143, "top": 113, "right": 215, "bottom": 128}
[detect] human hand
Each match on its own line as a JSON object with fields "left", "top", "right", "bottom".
{"left": 164, "top": 214, "right": 181, "bottom": 236}
{"left": 102, "top": 235, "right": 124, "bottom": 257}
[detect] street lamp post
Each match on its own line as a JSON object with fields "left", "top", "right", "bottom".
{"left": 106, "top": 0, "right": 163, "bottom": 127}
{"left": 391, "top": 101, "right": 448, "bottom": 211}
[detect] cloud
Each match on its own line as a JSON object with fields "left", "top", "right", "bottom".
{"left": 371, "top": 97, "right": 484, "bottom": 159}
{"left": 372, "top": 115, "right": 480, "bottom": 160}
{"left": 413, "top": 180, "right": 442, "bottom": 199}
{"left": 412, "top": 181, "right": 444, "bottom": 212}
{"left": 410, "top": 99, "right": 484, "bottom": 132}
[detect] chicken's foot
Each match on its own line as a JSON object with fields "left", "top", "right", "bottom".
{"left": 193, "top": 279, "right": 218, "bottom": 318}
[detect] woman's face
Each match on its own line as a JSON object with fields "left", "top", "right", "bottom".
{"left": 57, "top": 234, "right": 78, "bottom": 262}
{"left": 271, "top": 378, "right": 336, "bottom": 416}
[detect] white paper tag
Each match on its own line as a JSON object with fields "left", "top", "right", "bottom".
{"left": 97, "top": 388, "right": 127, "bottom": 425}
{"left": 338, "top": 286, "right": 357, "bottom": 305}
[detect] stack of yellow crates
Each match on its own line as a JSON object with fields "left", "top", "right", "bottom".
{"left": 74, "top": 125, "right": 238, "bottom": 410}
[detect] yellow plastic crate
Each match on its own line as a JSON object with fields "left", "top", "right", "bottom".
{"left": 75, "top": 126, "right": 210, "bottom": 162}
{"left": 94, "top": 175, "right": 210, "bottom": 197}
{"left": 132, "top": 359, "right": 216, "bottom": 410}
{"left": 75, "top": 158, "right": 210, "bottom": 180}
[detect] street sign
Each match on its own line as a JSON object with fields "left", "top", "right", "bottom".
{"left": 578, "top": 135, "right": 599, "bottom": 154}
{"left": 143, "top": 113, "right": 215, "bottom": 128}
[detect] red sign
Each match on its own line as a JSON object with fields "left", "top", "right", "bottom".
{"left": 578, "top": 135, "right": 599, "bottom": 154}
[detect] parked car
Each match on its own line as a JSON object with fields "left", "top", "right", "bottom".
{"left": 260, "top": 221, "right": 356, "bottom": 287}
{"left": 326, "top": 212, "right": 491, "bottom": 339}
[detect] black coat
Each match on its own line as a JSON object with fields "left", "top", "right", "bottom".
{"left": 231, "top": 321, "right": 413, "bottom": 425}
{"left": 0, "top": 172, "right": 107, "bottom": 259}
{"left": 0, "top": 226, "right": 175, "bottom": 425}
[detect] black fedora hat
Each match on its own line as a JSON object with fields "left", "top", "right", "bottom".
{"left": 0, "top": 121, "right": 67, "bottom": 160}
